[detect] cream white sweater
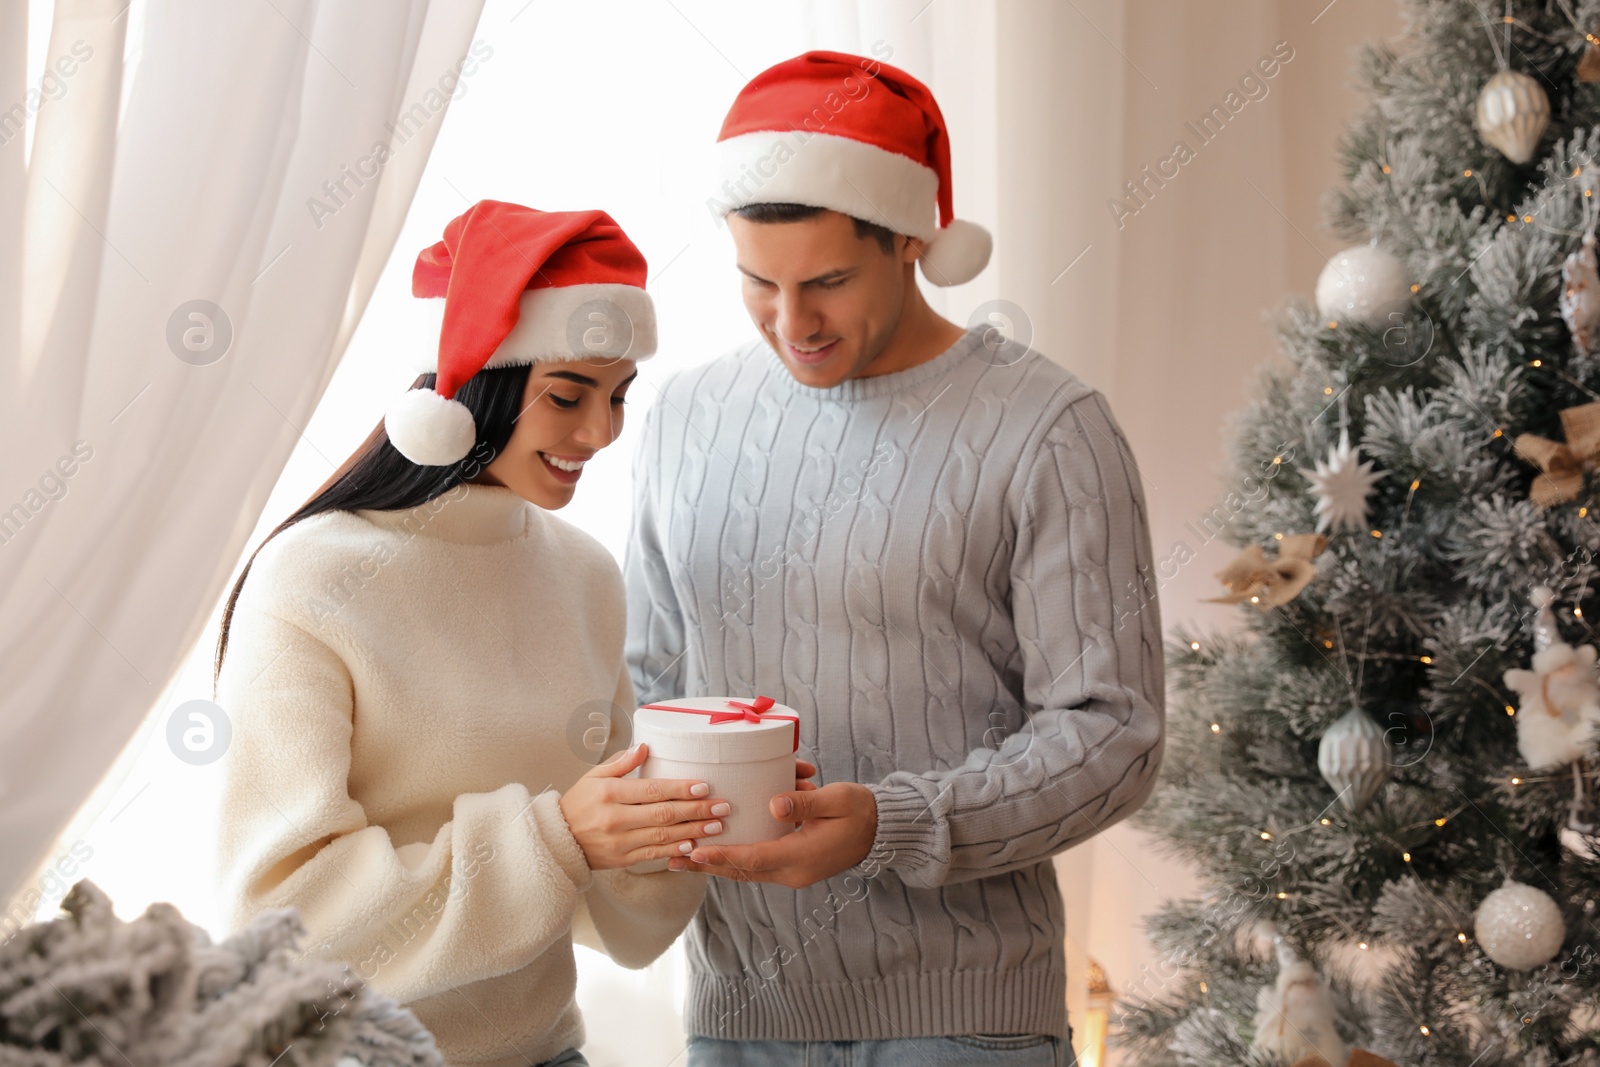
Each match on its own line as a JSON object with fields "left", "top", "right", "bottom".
{"left": 214, "top": 481, "right": 706, "bottom": 1067}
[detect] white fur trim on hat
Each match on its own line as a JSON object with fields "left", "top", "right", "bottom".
{"left": 404, "top": 283, "right": 658, "bottom": 377}
{"left": 487, "top": 283, "right": 656, "bottom": 367}
{"left": 385, "top": 387, "right": 477, "bottom": 466}
{"left": 918, "top": 218, "right": 992, "bottom": 287}
{"left": 714, "top": 130, "right": 939, "bottom": 238}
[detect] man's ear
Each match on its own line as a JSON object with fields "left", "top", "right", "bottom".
{"left": 899, "top": 234, "right": 924, "bottom": 266}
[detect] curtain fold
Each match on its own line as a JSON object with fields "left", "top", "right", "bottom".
{"left": 0, "top": 0, "right": 487, "bottom": 902}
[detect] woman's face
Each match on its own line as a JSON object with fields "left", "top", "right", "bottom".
{"left": 471, "top": 357, "right": 637, "bottom": 509}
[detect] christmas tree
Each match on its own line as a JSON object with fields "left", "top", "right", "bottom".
{"left": 1117, "top": 2, "right": 1600, "bottom": 1065}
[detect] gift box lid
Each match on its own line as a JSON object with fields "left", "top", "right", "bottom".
{"left": 633, "top": 696, "right": 799, "bottom": 763}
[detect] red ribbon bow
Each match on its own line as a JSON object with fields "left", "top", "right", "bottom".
{"left": 640, "top": 696, "right": 799, "bottom": 752}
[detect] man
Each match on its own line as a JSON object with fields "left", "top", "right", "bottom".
{"left": 622, "top": 50, "right": 1166, "bottom": 1067}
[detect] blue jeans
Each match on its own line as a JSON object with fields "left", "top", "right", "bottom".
{"left": 687, "top": 1033, "right": 1076, "bottom": 1066}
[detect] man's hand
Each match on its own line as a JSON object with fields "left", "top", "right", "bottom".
{"left": 665, "top": 781, "right": 877, "bottom": 889}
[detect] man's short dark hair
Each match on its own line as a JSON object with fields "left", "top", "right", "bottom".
{"left": 730, "top": 202, "right": 898, "bottom": 255}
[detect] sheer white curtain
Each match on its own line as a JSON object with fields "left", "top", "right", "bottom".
{"left": 0, "top": 0, "right": 485, "bottom": 901}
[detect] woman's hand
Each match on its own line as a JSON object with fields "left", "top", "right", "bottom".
{"left": 558, "top": 743, "right": 732, "bottom": 871}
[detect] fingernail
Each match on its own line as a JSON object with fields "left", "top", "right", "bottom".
{"left": 710, "top": 802, "right": 731, "bottom": 817}
{"left": 668, "top": 860, "right": 686, "bottom": 871}
{"left": 690, "top": 851, "right": 707, "bottom": 863}
{"left": 679, "top": 841, "right": 694, "bottom": 854}
{"left": 774, "top": 795, "right": 794, "bottom": 817}
{"left": 703, "top": 821, "right": 723, "bottom": 835}
{"left": 690, "top": 783, "right": 710, "bottom": 797}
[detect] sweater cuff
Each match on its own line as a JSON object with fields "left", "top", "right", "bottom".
{"left": 864, "top": 782, "right": 947, "bottom": 887}
{"left": 526, "top": 788, "right": 594, "bottom": 893}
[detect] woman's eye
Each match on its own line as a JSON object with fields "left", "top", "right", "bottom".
{"left": 611, "top": 394, "right": 629, "bottom": 406}
{"left": 550, "top": 394, "right": 580, "bottom": 409}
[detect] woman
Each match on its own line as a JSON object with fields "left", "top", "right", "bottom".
{"left": 213, "top": 202, "right": 768, "bottom": 1067}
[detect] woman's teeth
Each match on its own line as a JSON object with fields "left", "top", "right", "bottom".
{"left": 541, "top": 453, "right": 587, "bottom": 472}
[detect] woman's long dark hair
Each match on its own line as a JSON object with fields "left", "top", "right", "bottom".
{"left": 212, "top": 365, "right": 533, "bottom": 685}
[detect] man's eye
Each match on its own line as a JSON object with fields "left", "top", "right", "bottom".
{"left": 550, "top": 394, "right": 580, "bottom": 409}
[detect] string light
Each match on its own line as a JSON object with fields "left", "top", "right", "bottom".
{"left": 1531, "top": 358, "right": 1543, "bottom": 367}
{"left": 1324, "top": 386, "right": 1334, "bottom": 395}
{"left": 1463, "top": 169, "right": 1473, "bottom": 177}
{"left": 1210, "top": 722, "right": 1221, "bottom": 733}
{"left": 1435, "top": 817, "right": 1448, "bottom": 827}
{"left": 1457, "top": 932, "right": 1468, "bottom": 943}
{"left": 1358, "top": 941, "right": 1369, "bottom": 950}
{"left": 1189, "top": 641, "right": 1200, "bottom": 650}
{"left": 1382, "top": 164, "right": 1391, "bottom": 174}
{"left": 1511, "top": 777, "right": 1522, "bottom": 786}
{"left": 1492, "top": 428, "right": 1504, "bottom": 438}
{"left": 1402, "top": 851, "right": 1412, "bottom": 862}
{"left": 1327, "top": 321, "right": 1339, "bottom": 329}
{"left": 1506, "top": 704, "right": 1516, "bottom": 716}
{"left": 1409, "top": 479, "right": 1420, "bottom": 490}
{"left": 1320, "top": 817, "right": 1331, "bottom": 825}
{"left": 1370, "top": 529, "right": 1383, "bottom": 538}
{"left": 1409, "top": 283, "right": 1420, "bottom": 293}
{"left": 1260, "top": 831, "right": 1274, "bottom": 840}
{"left": 1419, "top": 1025, "right": 1431, "bottom": 1036}
{"left": 1276, "top": 891, "right": 1289, "bottom": 899}
{"left": 1323, "top": 640, "right": 1334, "bottom": 648}
{"left": 1419, "top": 655, "right": 1433, "bottom": 664}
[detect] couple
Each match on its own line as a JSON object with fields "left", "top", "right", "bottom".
{"left": 213, "top": 50, "right": 1165, "bottom": 1067}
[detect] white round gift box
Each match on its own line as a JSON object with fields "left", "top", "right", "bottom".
{"left": 633, "top": 696, "right": 800, "bottom": 846}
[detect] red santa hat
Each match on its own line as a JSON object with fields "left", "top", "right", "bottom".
{"left": 713, "top": 50, "right": 991, "bottom": 287}
{"left": 384, "top": 200, "right": 657, "bottom": 466}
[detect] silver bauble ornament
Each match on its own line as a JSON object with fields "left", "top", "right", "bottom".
{"left": 1475, "top": 69, "right": 1550, "bottom": 164}
{"left": 1317, "top": 705, "right": 1390, "bottom": 812}
{"left": 1314, "top": 245, "right": 1410, "bottom": 327}
{"left": 1475, "top": 880, "right": 1565, "bottom": 970}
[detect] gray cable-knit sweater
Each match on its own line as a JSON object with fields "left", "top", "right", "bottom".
{"left": 622, "top": 325, "right": 1166, "bottom": 1042}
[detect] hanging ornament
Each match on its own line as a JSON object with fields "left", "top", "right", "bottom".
{"left": 1562, "top": 232, "right": 1600, "bottom": 355}
{"left": 1250, "top": 934, "right": 1347, "bottom": 1067}
{"left": 1502, "top": 590, "right": 1600, "bottom": 768}
{"left": 1314, "top": 244, "right": 1410, "bottom": 327}
{"left": 1317, "top": 705, "right": 1392, "bottom": 812}
{"left": 1476, "top": 69, "right": 1551, "bottom": 164}
{"left": 1298, "top": 427, "right": 1385, "bottom": 534}
{"left": 1512, "top": 401, "right": 1600, "bottom": 507}
{"left": 1475, "top": 879, "right": 1566, "bottom": 969}
{"left": 1204, "top": 533, "right": 1328, "bottom": 609}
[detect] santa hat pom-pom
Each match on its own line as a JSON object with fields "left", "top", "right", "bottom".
{"left": 384, "top": 388, "right": 477, "bottom": 466}
{"left": 918, "top": 219, "right": 992, "bottom": 287}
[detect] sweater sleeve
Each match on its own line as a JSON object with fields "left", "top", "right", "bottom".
{"left": 571, "top": 665, "right": 707, "bottom": 967}
{"left": 865, "top": 390, "right": 1167, "bottom": 889}
{"left": 214, "top": 603, "right": 595, "bottom": 1004}
{"left": 623, "top": 398, "right": 688, "bottom": 706}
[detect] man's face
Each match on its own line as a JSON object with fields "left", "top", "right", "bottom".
{"left": 729, "top": 209, "right": 919, "bottom": 388}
